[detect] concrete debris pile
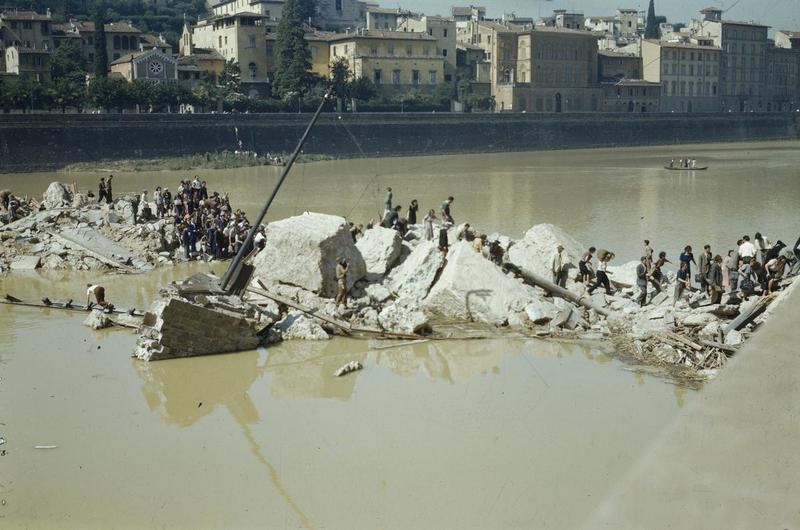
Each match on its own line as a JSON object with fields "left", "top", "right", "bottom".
{"left": 235, "top": 212, "right": 799, "bottom": 380}
{"left": 0, "top": 181, "right": 181, "bottom": 272}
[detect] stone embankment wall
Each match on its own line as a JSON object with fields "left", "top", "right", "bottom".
{"left": 0, "top": 112, "right": 798, "bottom": 171}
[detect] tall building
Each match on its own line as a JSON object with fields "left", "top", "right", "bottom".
{"left": 765, "top": 44, "right": 800, "bottom": 111}
{"left": 0, "top": 9, "right": 52, "bottom": 75}
{"left": 396, "top": 15, "right": 456, "bottom": 82}
{"left": 694, "top": 7, "right": 769, "bottom": 112}
{"left": 52, "top": 20, "right": 145, "bottom": 71}
{"left": 496, "top": 27, "right": 601, "bottom": 112}
{"left": 327, "top": 29, "right": 444, "bottom": 93}
{"left": 642, "top": 39, "right": 721, "bottom": 112}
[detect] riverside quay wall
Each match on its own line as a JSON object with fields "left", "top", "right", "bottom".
{"left": 1, "top": 112, "right": 798, "bottom": 170}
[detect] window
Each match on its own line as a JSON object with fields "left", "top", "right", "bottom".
{"left": 423, "top": 46, "right": 429, "bottom": 56}
{"left": 267, "top": 44, "right": 274, "bottom": 56}
{"left": 374, "top": 69, "right": 382, "bottom": 84}
{"left": 392, "top": 69, "right": 400, "bottom": 84}
{"left": 335, "top": 0, "right": 342, "bottom": 11}
{"left": 249, "top": 62, "right": 257, "bottom": 80}
{"left": 224, "top": 36, "right": 228, "bottom": 45}
{"left": 113, "top": 35, "right": 121, "bottom": 50}
{"left": 443, "top": 28, "right": 448, "bottom": 37}
{"left": 387, "top": 44, "right": 394, "bottom": 56}
{"left": 680, "top": 81, "right": 686, "bottom": 95}
{"left": 406, "top": 45, "right": 412, "bottom": 56}
{"left": 428, "top": 28, "right": 433, "bottom": 36}
{"left": 412, "top": 69, "right": 420, "bottom": 85}
{"left": 23, "top": 21, "right": 32, "bottom": 29}
{"left": 248, "top": 34, "right": 256, "bottom": 48}
{"left": 370, "top": 45, "right": 377, "bottom": 55}
{"left": 429, "top": 70, "right": 437, "bottom": 84}
{"left": 442, "top": 48, "right": 447, "bottom": 57}
{"left": 219, "top": 36, "right": 223, "bottom": 48}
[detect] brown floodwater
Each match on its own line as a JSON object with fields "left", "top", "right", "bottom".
{"left": 0, "top": 140, "right": 798, "bottom": 528}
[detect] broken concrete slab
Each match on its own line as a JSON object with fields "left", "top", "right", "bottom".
{"left": 378, "top": 301, "right": 430, "bottom": 334}
{"left": 365, "top": 284, "right": 392, "bottom": 304}
{"left": 422, "top": 242, "right": 537, "bottom": 325}
{"left": 10, "top": 255, "right": 41, "bottom": 270}
{"left": 84, "top": 311, "right": 112, "bottom": 330}
{"left": 682, "top": 312, "right": 718, "bottom": 327}
{"left": 506, "top": 223, "right": 585, "bottom": 281}
{"left": 42, "top": 182, "right": 72, "bottom": 210}
{"left": 272, "top": 311, "right": 330, "bottom": 341}
{"left": 524, "top": 298, "right": 558, "bottom": 325}
{"left": 57, "top": 227, "right": 153, "bottom": 271}
{"left": 250, "top": 212, "right": 366, "bottom": 298}
{"left": 388, "top": 240, "right": 442, "bottom": 301}
{"left": 355, "top": 226, "right": 402, "bottom": 280}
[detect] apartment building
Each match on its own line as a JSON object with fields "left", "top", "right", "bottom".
{"left": 0, "top": 9, "right": 52, "bottom": 74}
{"left": 642, "top": 39, "right": 721, "bottom": 112}
{"left": 396, "top": 15, "right": 456, "bottom": 82}
{"left": 52, "top": 20, "right": 145, "bottom": 71}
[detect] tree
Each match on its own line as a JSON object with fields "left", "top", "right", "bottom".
{"left": 645, "top": 0, "right": 659, "bottom": 40}
{"left": 49, "top": 39, "right": 88, "bottom": 112}
{"left": 93, "top": 1, "right": 109, "bottom": 77}
{"left": 88, "top": 76, "right": 130, "bottom": 112}
{"left": 329, "top": 57, "right": 351, "bottom": 111}
{"left": 349, "top": 76, "right": 377, "bottom": 102}
{"left": 273, "top": 0, "right": 311, "bottom": 101}
{"left": 218, "top": 59, "right": 247, "bottom": 109}
{"left": 297, "top": 0, "right": 316, "bottom": 25}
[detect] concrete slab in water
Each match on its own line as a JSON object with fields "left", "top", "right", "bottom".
{"left": 10, "top": 255, "right": 41, "bottom": 270}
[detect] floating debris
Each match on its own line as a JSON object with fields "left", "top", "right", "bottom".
{"left": 34, "top": 445, "right": 58, "bottom": 449}
{"left": 334, "top": 361, "right": 363, "bottom": 377}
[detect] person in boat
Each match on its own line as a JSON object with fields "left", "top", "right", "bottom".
{"left": 86, "top": 283, "right": 110, "bottom": 310}
{"left": 669, "top": 159, "right": 674, "bottom": 168}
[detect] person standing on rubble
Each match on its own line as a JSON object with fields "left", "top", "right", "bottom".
{"left": 551, "top": 244, "right": 567, "bottom": 288}
{"left": 98, "top": 177, "right": 107, "bottom": 203}
{"left": 441, "top": 196, "right": 454, "bottom": 224}
{"left": 335, "top": 258, "right": 349, "bottom": 309}
{"left": 106, "top": 175, "right": 114, "bottom": 204}
{"left": 707, "top": 254, "right": 724, "bottom": 304}
{"left": 636, "top": 257, "right": 649, "bottom": 306}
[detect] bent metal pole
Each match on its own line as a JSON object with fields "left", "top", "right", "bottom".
{"left": 220, "top": 87, "right": 334, "bottom": 292}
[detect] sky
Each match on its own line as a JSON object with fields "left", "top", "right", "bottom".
{"left": 396, "top": 0, "right": 800, "bottom": 33}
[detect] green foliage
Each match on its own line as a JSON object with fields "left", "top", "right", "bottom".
{"left": 0, "top": 77, "right": 36, "bottom": 111}
{"left": 218, "top": 59, "right": 247, "bottom": 110}
{"left": 93, "top": 1, "right": 108, "bottom": 77}
{"left": 273, "top": 0, "right": 311, "bottom": 100}
{"left": 329, "top": 57, "right": 351, "bottom": 100}
{"left": 44, "top": 77, "right": 86, "bottom": 111}
{"left": 87, "top": 75, "right": 129, "bottom": 110}
{"left": 349, "top": 76, "right": 377, "bottom": 102}
{"left": 51, "top": 39, "right": 86, "bottom": 81}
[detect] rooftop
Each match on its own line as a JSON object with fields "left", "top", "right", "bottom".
{"left": 645, "top": 39, "right": 721, "bottom": 51}
{"left": 55, "top": 20, "right": 142, "bottom": 33}
{"left": 327, "top": 29, "right": 438, "bottom": 41}
{"left": 0, "top": 10, "right": 51, "bottom": 21}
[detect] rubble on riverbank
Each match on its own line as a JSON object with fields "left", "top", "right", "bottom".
{"left": 134, "top": 210, "right": 799, "bottom": 380}
{"left": 0, "top": 182, "right": 185, "bottom": 273}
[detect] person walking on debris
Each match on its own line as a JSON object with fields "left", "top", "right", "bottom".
{"left": 698, "top": 244, "right": 712, "bottom": 294}
{"left": 384, "top": 187, "right": 393, "bottom": 216}
{"left": 438, "top": 223, "right": 450, "bottom": 256}
{"left": 335, "top": 258, "right": 349, "bottom": 309}
{"left": 86, "top": 283, "right": 111, "bottom": 311}
{"left": 98, "top": 177, "right": 107, "bottom": 203}
{"left": 106, "top": 175, "right": 114, "bottom": 204}
{"left": 673, "top": 261, "right": 691, "bottom": 307}
{"left": 588, "top": 250, "right": 614, "bottom": 295}
{"left": 754, "top": 232, "right": 770, "bottom": 263}
{"left": 707, "top": 254, "right": 724, "bottom": 304}
{"left": 441, "top": 196, "right": 454, "bottom": 224}
{"left": 551, "top": 243, "right": 567, "bottom": 288}
{"left": 579, "top": 247, "right": 596, "bottom": 283}
{"left": 636, "top": 256, "right": 649, "bottom": 306}
{"left": 739, "top": 235, "right": 756, "bottom": 264}
{"left": 650, "top": 251, "right": 670, "bottom": 291}
{"left": 765, "top": 255, "right": 787, "bottom": 293}
{"left": 423, "top": 209, "right": 436, "bottom": 241}
{"left": 131, "top": 193, "right": 140, "bottom": 225}
{"left": 407, "top": 199, "right": 418, "bottom": 225}
{"left": 643, "top": 239, "right": 653, "bottom": 269}
{"left": 679, "top": 245, "right": 696, "bottom": 287}
{"left": 728, "top": 240, "right": 741, "bottom": 292}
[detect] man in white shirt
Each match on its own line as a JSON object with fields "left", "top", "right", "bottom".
{"left": 86, "top": 283, "right": 109, "bottom": 310}
{"left": 739, "top": 235, "right": 757, "bottom": 264}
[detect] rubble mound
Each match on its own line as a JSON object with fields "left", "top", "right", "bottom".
{"left": 422, "top": 241, "right": 537, "bottom": 325}
{"left": 507, "top": 223, "right": 585, "bottom": 280}
{"left": 250, "top": 212, "right": 366, "bottom": 298}
{"left": 355, "top": 226, "right": 402, "bottom": 280}
{"left": 42, "top": 182, "right": 73, "bottom": 210}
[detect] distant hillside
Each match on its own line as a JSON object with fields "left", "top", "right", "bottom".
{"left": 2, "top": 0, "right": 210, "bottom": 46}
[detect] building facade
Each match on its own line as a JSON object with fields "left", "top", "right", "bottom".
{"left": 642, "top": 39, "right": 721, "bottom": 112}
{"left": 602, "top": 79, "right": 660, "bottom": 112}
{"left": 695, "top": 7, "right": 769, "bottom": 112}
{"left": 328, "top": 30, "right": 443, "bottom": 93}
{"left": 396, "top": 15, "right": 456, "bottom": 82}
{"left": 0, "top": 9, "right": 52, "bottom": 72}
{"left": 109, "top": 48, "right": 178, "bottom": 82}
{"left": 496, "top": 27, "right": 601, "bottom": 112}
{"left": 765, "top": 45, "right": 800, "bottom": 111}
{"left": 598, "top": 49, "right": 641, "bottom": 81}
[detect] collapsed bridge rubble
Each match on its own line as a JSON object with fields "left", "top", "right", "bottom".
{"left": 132, "top": 211, "right": 799, "bottom": 382}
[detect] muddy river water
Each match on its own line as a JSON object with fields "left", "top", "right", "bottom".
{"left": 1, "top": 140, "right": 799, "bottom": 528}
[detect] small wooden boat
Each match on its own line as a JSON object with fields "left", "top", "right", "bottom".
{"left": 664, "top": 165, "right": 708, "bottom": 171}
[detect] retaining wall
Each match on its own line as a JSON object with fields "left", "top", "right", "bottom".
{"left": 0, "top": 112, "right": 797, "bottom": 170}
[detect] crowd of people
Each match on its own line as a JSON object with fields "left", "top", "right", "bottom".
{"left": 97, "top": 175, "right": 263, "bottom": 262}
{"left": 574, "top": 234, "right": 798, "bottom": 308}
